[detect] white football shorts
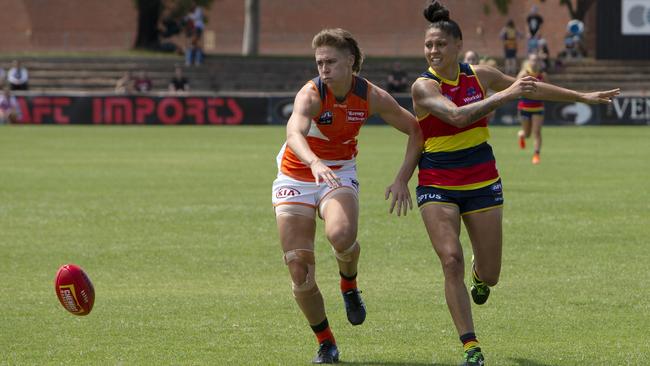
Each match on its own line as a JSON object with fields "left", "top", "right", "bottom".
{"left": 272, "top": 165, "right": 360, "bottom": 218}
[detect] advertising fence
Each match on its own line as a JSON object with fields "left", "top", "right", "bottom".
{"left": 11, "top": 94, "right": 649, "bottom": 126}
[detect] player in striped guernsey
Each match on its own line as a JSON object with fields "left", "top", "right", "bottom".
{"left": 517, "top": 52, "right": 548, "bottom": 164}
{"left": 272, "top": 28, "right": 423, "bottom": 364}
{"left": 413, "top": 2, "right": 620, "bottom": 365}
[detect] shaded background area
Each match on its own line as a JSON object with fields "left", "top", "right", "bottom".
{"left": 0, "top": 0, "right": 579, "bottom": 58}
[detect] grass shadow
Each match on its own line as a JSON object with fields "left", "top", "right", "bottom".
{"left": 341, "top": 361, "right": 455, "bottom": 366}
{"left": 508, "top": 358, "right": 555, "bottom": 366}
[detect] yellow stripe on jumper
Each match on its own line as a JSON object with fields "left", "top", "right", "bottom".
{"left": 424, "top": 126, "right": 490, "bottom": 153}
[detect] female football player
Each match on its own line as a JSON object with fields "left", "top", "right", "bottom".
{"left": 272, "top": 28, "right": 423, "bottom": 364}
{"left": 517, "top": 52, "right": 548, "bottom": 164}
{"left": 411, "top": 2, "right": 619, "bottom": 365}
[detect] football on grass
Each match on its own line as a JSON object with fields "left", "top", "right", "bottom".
{"left": 55, "top": 264, "right": 95, "bottom": 316}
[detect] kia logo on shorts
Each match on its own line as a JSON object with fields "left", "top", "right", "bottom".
{"left": 276, "top": 187, "right": 300, "bottom": 198}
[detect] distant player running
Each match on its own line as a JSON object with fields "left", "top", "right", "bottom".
{"left": 272, "top": 28, "right": 422, "bottom": 364}
{"left": 517, "top": 53, "right": 547, "bottom": 164}
{"left": 412, "top": 2, "right": 620, "bottom": 365}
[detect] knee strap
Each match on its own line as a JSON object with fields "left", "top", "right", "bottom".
{"left": 284, "top": 249, "right": 317, "bottom": 297}
{"left": 333, "top": 241, "right": 359, "bottom": 263}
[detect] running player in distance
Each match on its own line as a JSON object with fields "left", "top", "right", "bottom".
{"left": 517, "top": 52, "right": 548, "bottom": 164}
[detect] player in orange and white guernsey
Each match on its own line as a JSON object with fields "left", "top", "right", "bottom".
{"left": 517, "top": 52, "right": 548, "bottom": 164}
{"left": 412, "top": 2, "right": 620, "bottom": 365}
{"left": 272, "top": 28, "right": 423, "bottom": 364}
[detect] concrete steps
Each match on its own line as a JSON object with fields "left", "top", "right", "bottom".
{"left": 1, "top": 56, "right": 647, "bottom": 94}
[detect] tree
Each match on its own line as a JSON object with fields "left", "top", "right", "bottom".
{"left": 558, "top": 0, "right": 596, "bottom": 21}
{"left": 242, "top": 0, "right": 260, "bottom": 56}
{"left": 134, "top": 0, "right": 162, "bottom": 49}
{"left": 133, "top": 0, "right": 215, "bottom": 50}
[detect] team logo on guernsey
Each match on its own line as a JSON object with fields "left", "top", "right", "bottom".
{"left": 318, "top": 111, "right": 333, "bottom": 125}
{"left": 463, "top": 86, "right": 482, "bottom": 103}
{"left": 346, "top": 110, "right": 367, "bottom": 123}
{"left": 350, "top": 179, "right": 360, "bottom": 191}
{"left": 276, "top": 186, "right": 300, "bottom": 199}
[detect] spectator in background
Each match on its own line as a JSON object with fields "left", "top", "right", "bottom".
{"left": 0, "top": 87, "right": 21, "bottom": 124}
{"left": 463, "top": 50, "right": 479, "bottom": 65}
{"left": 169, "top": 66, "right": 190, "bottom": 92}
{"left": 386, "top": 61, "right": 409, "bottom": 94}
{"left": 157, "top": 7, "right": 183, "bottom": 54}
{"left": 499, "top": 19, "right": 522, "bottom": 75}
{"left": 7, "top": 60, "right": 29, "bottom": 91}
{"left": 115, "top": 71, "right": 134, "bottom": 94}
{"left": 526, "top": 5, "right": 544, "bottom": 38}
{"left": 133, "top": 71, "right": 153, "bottom": 92}
{"left": 537, "top": 37, "right": 551, "bottom": 72}
{"left": 184, "top": 1, "right": 205, "bottom": 66}
{"left": 0, "top": 67, "right": 5, "bottom": 88}
{"left": 560, "top": 19, "right": 586, "bottom": 61}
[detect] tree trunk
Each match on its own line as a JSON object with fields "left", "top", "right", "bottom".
{"left": 242, "top": 0, "right": 259, "bottom": 56}
{"left": 134, "top": 0, "right": 162, "bottom": 49}
{"left": 560, "top": 0, "right": 596, "bottom": 20}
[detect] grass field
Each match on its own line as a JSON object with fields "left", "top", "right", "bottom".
{"left": 1, "top": 125, "right": 648, "bottom": 365}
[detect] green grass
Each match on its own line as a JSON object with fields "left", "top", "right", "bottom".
{"left": 0, "top": 125, "right": 648, "bottom": 365}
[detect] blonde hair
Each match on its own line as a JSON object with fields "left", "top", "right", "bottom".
{"left": 312, "top": 28, "right": 364, "bottom": 74}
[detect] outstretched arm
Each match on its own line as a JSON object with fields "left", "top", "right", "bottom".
{"left": 412, "top": 74, "right": 537, "bottom": 128}
{"left": 370, "top": 85, "right": 424, "bottom": 216}
{"left": 527, "top": 82, "right": 620, "bottom": 104}
{"left": 480, "top": 64, "right": 620, "bottom": 104}
{"left": 286, "top": 83, "right": 340, "bottom": 188}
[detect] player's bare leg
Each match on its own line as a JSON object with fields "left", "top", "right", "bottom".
{"left": 463, "top": 207, "right": 503, "bottom": 306}
{"left": 518, "top": 117, "right": 532, "bottom": 149}
{"left": 531, "top": 114, "right": 543, "bottom": 164}
{"left": 421, "top": 203, "right": 474, "bottom": 335}
{"left": 321, "top": 189, "right": 365, "bottom": 326}
{"left": 421, "top": 203, "right": 484, "bottom": 362}
{"left": 276, "top": 211, "right": 339, "bottom": 363}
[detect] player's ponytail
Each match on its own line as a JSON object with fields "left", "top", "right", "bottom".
{"left": 423, "top": 1, "right": 463, "bottom": 40}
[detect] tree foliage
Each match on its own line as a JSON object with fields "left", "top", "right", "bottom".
{"left": 133, "top": 0, "right": 215, "bottom": 50}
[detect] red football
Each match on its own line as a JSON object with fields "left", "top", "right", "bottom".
{"left": 55, "top": 264, "right": 95, "bottom": 316}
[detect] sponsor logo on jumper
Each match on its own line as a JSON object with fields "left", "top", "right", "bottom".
{"left": 347, "top": 109, "right": 367, "bottom": 122}
{"left": 418, "top": 193, "right": 443, "bottom": 203}
{"left": 463, "top": 94, "right": 482, "bottom": 103}
{"left": 463, "top": 87, "right": 482, "bottom": 103}
{"left": 318, "top": 111, "right": 333, "bottom": 125}
{"left": 276, "top": 187, "right": 300, "bottom": 198}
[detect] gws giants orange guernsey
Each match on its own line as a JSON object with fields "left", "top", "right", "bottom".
{"left": 417, "top": 63, "right": 500, "bottom": 190}
{"left": 277, "top": 76, "right": 370, "bottom": 182}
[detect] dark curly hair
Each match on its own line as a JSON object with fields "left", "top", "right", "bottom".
{"left": 423, "top": 1, "right": 463, "bottom": 40}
